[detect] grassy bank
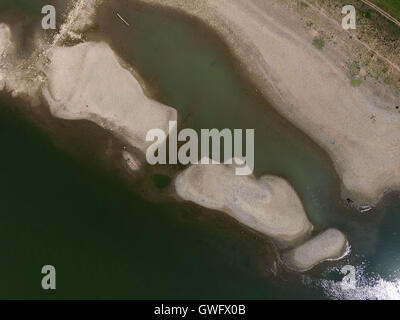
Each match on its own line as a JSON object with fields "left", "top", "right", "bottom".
{"left": 372, "top": 0, "right": 400, "bottom": 21}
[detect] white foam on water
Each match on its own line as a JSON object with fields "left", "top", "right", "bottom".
{"left": 303, "top": 263, "right": 400, "bottom": 300}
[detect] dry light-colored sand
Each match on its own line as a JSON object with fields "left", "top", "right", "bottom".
{"left": 0, "top": 0, "right": 354, "bottom": 271}
{"left": 43, "top": 41, "right": 177, "bottom": 153}
{"left": 175, "top": 158, "right": 313, "bottom": 246}
{"left": 0, "top": 23, "right": 13, "bottom": 58}
{"left": 145, "top": 0, "right": 400, "bottom": 203}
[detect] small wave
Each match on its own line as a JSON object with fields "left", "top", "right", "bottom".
{"left": 303, "top": 262, "right": 400, "bottom": 300}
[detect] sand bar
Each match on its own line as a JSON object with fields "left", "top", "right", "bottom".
{"left": 282, "top": 228, "right": 348, "bottom": 271}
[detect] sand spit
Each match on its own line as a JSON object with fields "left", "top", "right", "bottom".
{"left": 43, "top": 41, "right": 177, "bottom": 153}
{"left": 282, "top": 229, "right": 348, "bottom": 272}
{"left": 0, "top": 23, "right": 14, "bottom": 58}
{"left": 144, "top": 0, "right": 400, "bottom": 203}
{"left": 175, "top": 158, "right": 313, "bottom": 247}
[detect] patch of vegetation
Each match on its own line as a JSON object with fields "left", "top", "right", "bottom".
{"left": 351, "top": 78, "right": 363, "bottom": 87}
{"left": 312, "top": 37, "right": 325, "bottom": 50}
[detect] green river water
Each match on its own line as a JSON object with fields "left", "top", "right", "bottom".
{"left": 0, "top": 0, "right": 399, "bottom": 299}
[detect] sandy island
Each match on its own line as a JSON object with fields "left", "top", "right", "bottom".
{"left": 43, "top": 41, "right": 177, "bottom": 154}
{"left": 175, "top": 160, "right": 348, "bottom": 267}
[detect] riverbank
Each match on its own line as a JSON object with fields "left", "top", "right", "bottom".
{"left": 143, "top": 0, "right": 400, "bottom": 204}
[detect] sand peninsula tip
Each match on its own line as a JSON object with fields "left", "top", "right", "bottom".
{"left": 175, "top": 157, "right": 313, "bottom": 247}
{"left": 144, "top": 0, "right": 400, "bottom": 204}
